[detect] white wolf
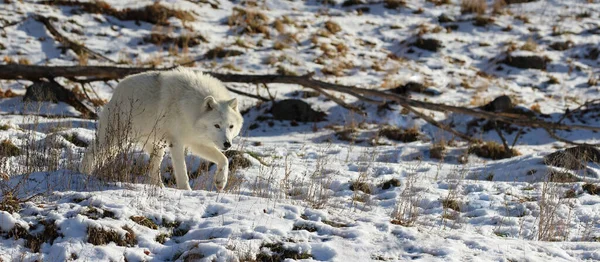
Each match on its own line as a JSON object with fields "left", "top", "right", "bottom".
{"left": 81, "top": 68, "right": 243, "bottom": 191}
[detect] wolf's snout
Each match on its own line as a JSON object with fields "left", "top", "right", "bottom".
{"left": 223, "top": 142, "right": 231, "bottom": 150}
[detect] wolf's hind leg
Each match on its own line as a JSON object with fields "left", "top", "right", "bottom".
{"left": 170, "top": 142, "right": 191, "bottom": 190}
{"left": 189, "top": 144, "right": 229, "bottom": 191}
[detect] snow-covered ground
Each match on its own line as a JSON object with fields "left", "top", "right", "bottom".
{"left": 1, "top": 0, "right": 600, "bottom": 261}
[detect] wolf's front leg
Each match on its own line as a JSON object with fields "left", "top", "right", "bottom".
{"left": 170, "top": 142, "right": 191, "bottom": 190}
{"left": 190, "top": 144, "right": 229, "bottom": 191}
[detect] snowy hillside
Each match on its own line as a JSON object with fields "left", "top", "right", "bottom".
{"left": 1, "top": 0, "right": 600, "bottom": 261}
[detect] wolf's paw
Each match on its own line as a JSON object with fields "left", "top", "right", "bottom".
{"left": 214, "top": 167, "right": 229, "bottom": 191}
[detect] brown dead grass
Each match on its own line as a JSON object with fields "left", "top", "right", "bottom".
{"left": 42, "top": 1, "right": 194, "bottom": 25}
{"left": 461, "top": 0, "right": 487, "bottom": 15}
{"left": 228, "top": 7, "right": 270, "bottom": 38}
{"left": 325, "top": 20, "right": 342, "bottom": 34}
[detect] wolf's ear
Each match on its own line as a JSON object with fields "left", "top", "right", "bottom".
{"left": 204, "top": 96, "right": 218, "bottom": 111}
{"left": 228, "top": 98, "right": 238, "bottom": 111}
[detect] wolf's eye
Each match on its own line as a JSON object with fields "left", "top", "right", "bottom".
{"left": 229, "top": 125, "right": 234, "bottom": 129}
{"left": 214, "top": 124, "right": 220, "bottom": 129}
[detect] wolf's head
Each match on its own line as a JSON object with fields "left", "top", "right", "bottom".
{"left": 196, "top": 96, "right": 243, "bottom": 150}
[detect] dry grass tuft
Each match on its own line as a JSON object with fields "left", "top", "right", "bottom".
{"left": 350, "top": 180, "right": 372, "bottom": 194}
{"left": 131, "top": 216, "right": 158, "bottom": 229}
{"left": 461, "top": 0, "right": 487, "bottom": 15}
{"left": 430, "top": 143, "right": 446, "bottom": 159}
{"left": 0, "top": 140, "right": 20, "bottom": 157}
{"left": 228, "top": 7, "right": 270, "bottom": 38}
{"left": 378, "top": 126, "right": 420, "bottom": 143}
{"left": 324, "top": 20, "right": 342, "bottom": 34}
{"left": 87, "top": 225, "right": 137, "bottom": 247}
{"left": 520, "top": 38, "right": 538, "bottom": 52}
{"left": 530, "top": 103, "right": 541, "bottom": 113}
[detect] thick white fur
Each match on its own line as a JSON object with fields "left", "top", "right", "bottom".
{"left": 81, "top": 68, "right": 243, "bottom": 191}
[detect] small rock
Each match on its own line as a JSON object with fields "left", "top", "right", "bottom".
{"left": 270, "top": 99, "right": 327, "bottom": 122}
{"left": 381, "top": 178, "right": 401, "bottom": 190}
{"left": 23, "top": 82, "right": 61, "bottom": 103}
{"left": 549, "top": 41, "right": 573, "bottom": 51}
{"left": 481, "top": 95, "right": 513, "bottom": 112}
{"left": 502, "top": 55, "right": 548, "bottom": 70}
{"left": 438, "top": 13, "right": 455, "bottom": 23}
{"left": 411, "top": 38, "right": 443, "bottom": 52}
{"left": 389, "top": 82, "right": 441, "bottom": 96}
{"left": 544, "top": 145, "right": 600, "bottom": 170}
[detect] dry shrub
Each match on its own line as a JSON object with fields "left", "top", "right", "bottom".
{"left": 0, "top": 192, "right": 20, "bottom": 213}
{"left": 18, "top": 57, "right": 31, "bottom": 65}
{"left": 0, "top": 140, "right": 20, "bottom": 157}
{"left": 520, "top": 38, "right": 538, "bottom": 52}
{"left": 430, "top": 143, "right": 446, "bottom": 159}
{"left": 442, "top": 199, "right": 461, "bottom": 212}
{"left": 461, "top": 0, "right": 487, "bottom": 15}
{"left": 391, "top": 170, "right": 421, "bottom": 226}
{"left": 228, "top": 7, "right": 270, "bottom": 38}
{"left": 321, "top": 60, "right": 354, "bottom": 76}
{"left": 349, "top": 180, "right": 372, "bottom": 194}
{"left": 492, "top": 0, "right": 507, "bottom": 14}
{"left": 42, "top": 1, "right": 194, "bottom": 25}
{"left": 468, "top": 141, "right": 519, "bottom": 160}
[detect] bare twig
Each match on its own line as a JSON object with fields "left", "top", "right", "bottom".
{"left": 404, "top": 106, "right": 475, "bottom": 143}
{"left": 493, "top": 122, "right": 511, "bottom": 152}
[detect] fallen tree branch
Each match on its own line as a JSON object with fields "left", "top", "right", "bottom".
{"left": 1, "top": 64, "right": 599, "bottom": 140}
{"left": 403, "top": 105, "right": 475, "bottom": 143}
{"left": 34, "top": 15, "right": 115, "bottom": 63}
